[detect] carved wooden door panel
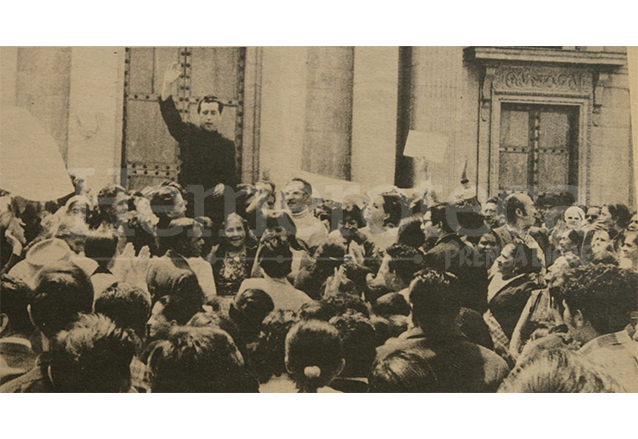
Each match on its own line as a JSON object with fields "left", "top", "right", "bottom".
{"left": 123, "top": 47, "right": 246, "bottom": 191}
{"left": 499, "top": 104, "right": 579, "bottom": 193}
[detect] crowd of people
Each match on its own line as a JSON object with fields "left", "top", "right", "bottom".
{"left": 0, "top": 175, "right": 637, "bottom": 392}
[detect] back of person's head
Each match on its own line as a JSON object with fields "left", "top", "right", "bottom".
{"left": 250, "top": 309, "right": 300, "bottom": 383}
{"left": 329, "top": 313, "right": 376, "bottom": 378}
{"left": 397, "top": 215, "right": 426, "bottom": 249}
{"left": 386, "top": 243, "right": 424, "bottom": 287}
{"left": 228, "top": 288, "right": 275, "bottom": 336}
{"left": 0, "top": 274, "right": 35, "bottom": 336}
{"left": 299, "top": 300, "right": 337, "bottom": 322}
{"left": 148, "top": 325, "right": 257, "bottom": 392}
{"left": 94, "top": 282, "right": 152, "bottom": 339}
{"left": 369, "top": 347, "right": 439, "bottom": 393}
{"left": 29, "top": 261, "right": 94, "bottom": 338}
{"left": 322, "top": 294, "right": 370, "bottom": 319}
{"left": 313, "top": 237, "right": 346, "bottom": 275}
{"left": 149, "top": 268, "right": 205, "bottom": 308}
{"left": 50, "top": 313, "right": 136, "bottom": 392}
{"left": 258, "top": 235, "right": 293, "bottom": 279}
{"left": 187, "top": 310, "right": 248, "bottom": 361}
{"left": 498, "top": 349, "right": 623, "bottom": 393}
{"left": 84, "top": 231, "right": 118, "bottom": 268}
{"left": 373, "top": 292, "right": 411, "bottom": 318}
{"left": 409, "top": 269, "right": 460, "bottom": 330}
{"left": 556, "top": 264, "right": 638, "bottom": 336}
{"left": 285, "top": 320, "right": 344, "bottom": 392}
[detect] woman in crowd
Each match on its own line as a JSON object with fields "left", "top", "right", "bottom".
{"left": 619, "top": 231, "right": 638, "bottom": 271}
{"left": 208, "top": 213, "right": 258, "bottom": 298}
{"left": 283, "top": 320, "right": 345, "bottom": 393}
{"left": 360, "top": 190, "right": 407, "bottom": 259}
{"left": 484, "top": 242, "right": 542, "bottom": 358}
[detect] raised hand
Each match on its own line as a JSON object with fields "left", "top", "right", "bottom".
{"left": 161, "top": 61, "right": 183, "bottom": 100}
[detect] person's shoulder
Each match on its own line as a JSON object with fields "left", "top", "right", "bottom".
{"left": 0, "top": 366, "right": 48, "bottom": 393}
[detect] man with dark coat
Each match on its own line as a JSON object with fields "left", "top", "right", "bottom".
{"left": 421, "top": 203, "right": 488, "bottom": 313}
{"left": 159, "top": 62, "right": 237, "bottom": 221}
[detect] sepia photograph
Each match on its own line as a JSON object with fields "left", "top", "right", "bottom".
{"left": 0, "top": 43, "right": 636, "bottom": 398}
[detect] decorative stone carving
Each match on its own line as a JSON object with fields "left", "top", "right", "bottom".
{"left": 491, "top": 66, "right": 593, "bottom": 96}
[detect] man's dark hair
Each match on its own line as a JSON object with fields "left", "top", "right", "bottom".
{"left": 228, "top": 288, "right": 275, "bottom": 339}
{"left": 51, "top": 313, "right": 136, "bottom": 392}
{"left": 156, "top": 278, "right": 204, "bottom": 327}
{"left": 290, "top": 178, "right": 312, "bottom": 196}
{"left": 29, "top": 262, "right": 94, "bottom": 338}
{"left": 159, "top": 217, "right": 199, "bottom": 253}
{"left": 430, "top": 203, "right": 456, "bottom": 234}
{"left": 329, "top": 312, "right": 377, "bottom": 378}
{"left": 386, "top": 244, "right": 424, "bottom": 286}
{"left": 341, "top": 203, "right": 365, "bottom": 229}
{"left": 84, "top": 231, "right": 118, "bottom": 269}
{"left": 94, "top": 282, "right": 152, "bottom": 339}
{"left": 322, "top": 294, "right": 370, "bottom": 318}
{"left": 373, "top": 292, "right": 411, "bottom": 318}
{"left": 397, "top": 215, "right": 426, "bottom": 249}
{"left": 369, "top": 347, "right": 439, "bottom": 393}
{"left": 249, "top": 309, "right": 299, "bottom": 383}
{"left": 197, "top": 95, "right": 224, "bottom": 114}
{"left": 604, "top": 203, "right": 631, "bottom": 229}
{"left": 557, "top": 264, "right": 638, "bottom": 335}
{"left": 258, "top": 236, "right": 293, "bottom": 279}
{"left": 409, "top": 268, "right": 460, "bottom": 329}
{"left": 148, "top": 325, "right": 257, "bottom": 393}
{"left": 381, "top": 193, "right": 409, "bottom": 228}
{"left": 0, "top": 274, "right": 35, "bottom": 336}
{"left": 504, "top": 193, "right": 531, "bottom": 225}
{"left": 312, "top": 237, "right": 346, "bottom": 276}
{"left": 299, "top": 300, "right": 338, "bottom": 322}
{"left": 96, "top": 184, "right": 127, "bottom": 226}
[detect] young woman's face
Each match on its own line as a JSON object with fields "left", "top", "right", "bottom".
{"left": 477, "top": 233, "right": 499, "bottom": 268}
{"left": 495, "top": 244, "right": 517, "bottom": 278}
{"left": 225, "top": 216, "right": 246, "bottom": 249}
{"left": 621, "top": 236, "right": 638, "bottom": 262}
{"left": 598, "top": 206, "right": 613, "bottom": 226}
{"left": 363, "top": 195, "right": 388, "bottom": 228}
{"left": 591, "top": 230, "right": 612, "bottom": 253}
{"left": 627, "top": 214, "right": 638, "bottom": 232}
{"left": 558, "top": 231, "right": 577, "bottom": 255}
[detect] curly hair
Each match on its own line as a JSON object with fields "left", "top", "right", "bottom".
{"left": 556, "top": 264, "right": 638, "bottom": 335}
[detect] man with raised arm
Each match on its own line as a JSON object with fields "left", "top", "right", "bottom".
{"left": 159, "top": 62, "right": 238, "bottom": 219}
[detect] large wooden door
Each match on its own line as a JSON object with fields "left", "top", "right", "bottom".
{"left": 122, "top": 47, "right": 246, "bottom": 191}
{"left": 499, "top": 104, "right": 579, "bottom": 193}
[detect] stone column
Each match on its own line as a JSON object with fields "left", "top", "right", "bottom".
{"left": 66, "top": 47, "right": 126, "bottom": 192}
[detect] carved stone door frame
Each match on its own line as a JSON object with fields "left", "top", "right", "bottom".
{"left": 466, "top": 47, "right": 626, "bottom": 204}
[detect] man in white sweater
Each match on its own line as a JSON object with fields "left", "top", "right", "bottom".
{"left": 282, "top": 178, "right": 327, "bottom": 253}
